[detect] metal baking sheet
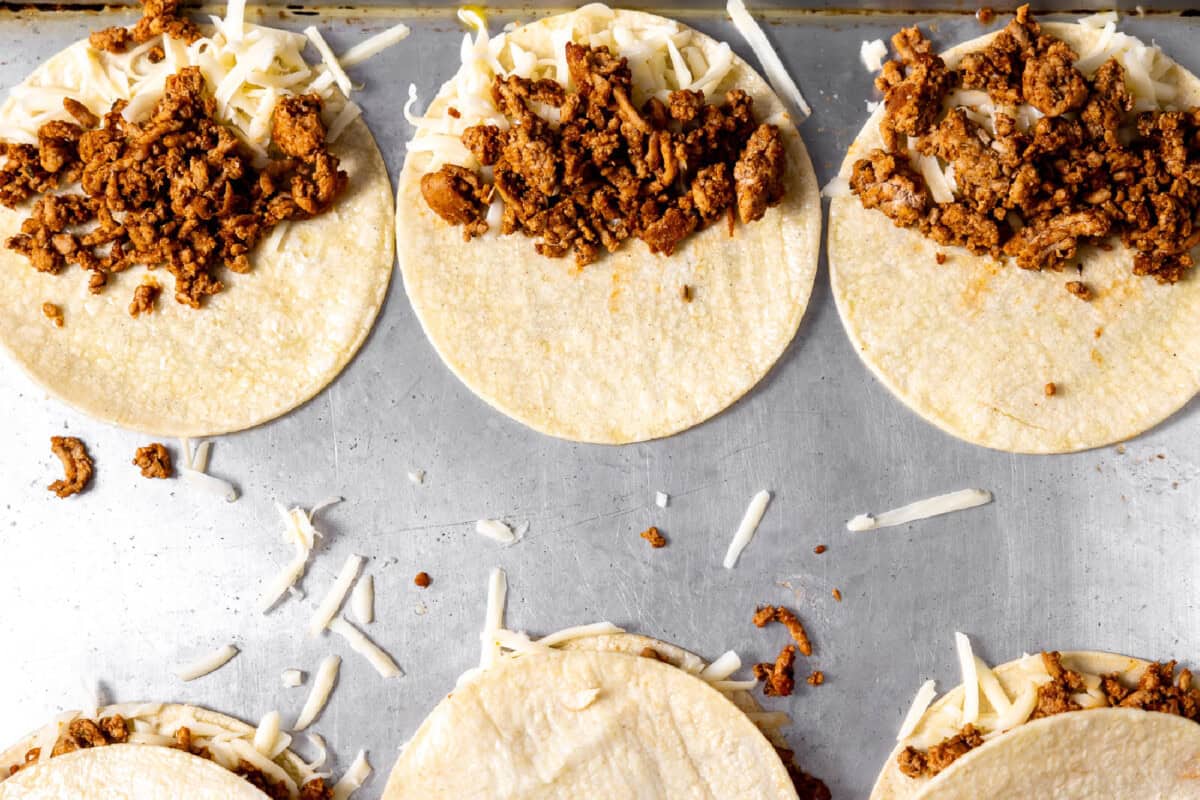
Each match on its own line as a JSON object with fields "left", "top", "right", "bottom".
{"left": 1, "top": 5, "right": 1198, "bottom": 798}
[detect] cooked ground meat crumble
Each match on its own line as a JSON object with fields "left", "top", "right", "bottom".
{"left": 413, "top": 571, "right": 432, "bottom": 588}
{"left": 899, "top": 653, "right": 1200, "bottom": 779}
{"left": 639, "top": 525, "right": 667, "bottom": 548}
{"left": 133, "top": 442, "right": 173, "bottom": 479}
{"left": 0, "top": 1, "right": 348, "bottom": 311}
{"left": 852, "top": 5, "right": 1200, "bottom": 285}
{"left": 41, "top": 301, "right": 63, "bottom": 327}
{"left": 753, "top": 644, "right": 797, "bottom": 697}
{"left": 421, "top": 42, "right": 787, "bottom": 266}
{"left": 753, "top": 604, "right": 814, "bottom": 656}
{"left": 48, "top": 435, "right": 93, "bottom": 498}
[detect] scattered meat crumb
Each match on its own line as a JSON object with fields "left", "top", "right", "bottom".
{"left": 1044, "top": 382, "right": 1057, "bottom": 397}
{"left": 753, "top": 644, "right": 797, "bottom": 697}
{"left": 48, "top": 436, "right": 93, "bottom": 498}
{"left": 129, "top": 277, "right": 162, "bottom": 317}
{"left": 935, "top": 252, "right": 946, "bottom": 265}
{"left": 447, "top": 107, "right": 461, "bottom": 119}
{"left": 807, "top": 670, "right": 824, "bottom": 686}
{"left": 42, "top": 301, "right": 63, "bottom": 327}
{"left": 898, "top": 724, "right": 984, "bottom": 778}
{"left": 639, "top": 525, "right": 667, "bottom": 548}
{"left": 413, "top": 571, "right": 431, "bottom": 588}
{"left": 832, "top": 588, "right": 842, "bottom": 602}
{"left": 753, "top": 604, "right": 814, "bottom": 656}
{"left": 813, "top": 544, "right": 826, "bottom": 554}
{"left": 1065, "top": 280, "right": 1092, "bottom": 301}
{"left": 132, "top": 442, "right": 172, "bottom": 479}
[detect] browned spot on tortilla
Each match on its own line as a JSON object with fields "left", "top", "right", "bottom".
{"left": 1091, "top": 348, "right": 1105, "bottom": 366}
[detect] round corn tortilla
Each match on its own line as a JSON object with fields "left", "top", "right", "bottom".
{"left": 0, "top": 38, "right": 395, "bottom": 436}
{"left": 829, "top": 22, "right": 1200, "bottom": 453}
{"left": 869, "top": 651, "right": 1200, "bottom": 800}
{"left": 382, "top": 646, "right": 800, "bottom": 799}
{"left": 0, "top": 745, "right": 271, "bottom": 799}
{"left": 0, "top": 703, "right": 311, "bottom": 786}
{"left": 396, "top": 7, "right": 821, "bottom": 443}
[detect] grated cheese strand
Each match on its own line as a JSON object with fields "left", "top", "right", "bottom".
{"left": 699, "top": 650, "right": 742, "bottom": 681}
{"left": 304, "top": 732, "right": 328, "bottom": 770}
{"left": 338, "top": 22, "right": 411, "bottom": 68}
{"left": 175, "top": 644, "right": 238, "bottom": 681}
{"left": 308, "top": 554, "right": 366, "bottom": 637}
{"left": 351, "top": 574, "right": 374, "bottom": 625}
{"left": 955, "top": 632, "right": 980, "bottom": 725}
{"left": 475, "top": 518, "right": 517, "bottom": 544}
{"left": 726, "top": 0, "right": 811, "bottom": 118}
{"left": 847, "top": 488, "right": 992, "bottom": 532}
{"left": 331, "top": 750, "right": 372, "bottom": 800}
{"left": 480, "top": 567, "right": 507, "bottom": 669}
{"left": 304, "top": 26, "right": 352, "bottom": 97}
{"left": 294, "top": 655, "right": 340, "bottom": 731}
{"left": 723, "top": 490, "right": 771, "bottom": 568}
{"left": 329, "top": 617, "right": 402, "bottom": 679}
{"left": 534, "top": 621, "right": 625, "bottom": 648}
{"left": 252, "top": 710, "right": 281, "bottom": 757}
{"left": 896, "top": 679, "right": 938, "bottom": 740}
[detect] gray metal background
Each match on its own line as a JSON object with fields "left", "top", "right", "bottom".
{"left": 1, "top": 5, "right": 1198, "bottom": 798}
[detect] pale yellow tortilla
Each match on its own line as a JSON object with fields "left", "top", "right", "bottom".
{"left": 829, "top": 22, "right": 1200, "bottom": 453}
{"left": 382, "top": 647, "right": 800, "bottom": 799}
{"left": 396, "top": 7, "right": 821, "bottom": 444}
{"left": 0, "top": 745, "right": 270, "bottom": 799}
{"left": 869, "top": 650, "right": 1188, "bottom": 800}
{"left": 0, "top": 39, "right": 395, "bottom": 436}
{"left": 0, "top": 703, "right": 311, "bottom": 789}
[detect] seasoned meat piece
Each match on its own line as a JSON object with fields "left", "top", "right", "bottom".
{"left": 639, "top": 526, "right": 667, "bottom": 548}
{"left": 1004, "top": 210, "right": 1111, "bottom": 271}
{"left": 52, "top": 718, "right": 109, "bottom": 756}
{"left": 876, "top": 27, "right": 955, "bottom": 150}
{"left": 42, "top": 302, "right": 64, "bottom": 327}
{"left": 897, "top": 725, "right": 984, "bottom": 778}
{"left": 133, "top": 442, "right": 173, "bottom": 479}
{"left": 752, "top": 604, "right": 813, "bottom": 656}
{"left": 63, "top": 98, "right": 99, "bottom": 129}
{"left": 1022, "top": 38, "right": 1088, "bottom": 117}
{"left": 98, "top": 715, "right": 129, "bottom": 744}
{"left": 462, "top": 124, "right": 504, "bottom": 166}
{"left": 272, "top": 94, "right": 326, "bottom": 158}
{"left": 1105, "top": 661, "right": 1200, "bottom": 719}
{"left": 414, "top": 571, "right": 431, "bottom": 588}
{"left": 691, "top": 162, "right": 734, "bottom": 222}
{"left": 1065, "top": 280, "right": 1092, "bottom": 300}
{"left": 89, "top": 26, "right": 134, "bottom": 53}
{"left": 1081, "top": 59, "right": 1133, "bottom": 145}
{"left": 420, "top": 165, "right": 490, "bottom": 239}
{"left": 733, "top": 124, "right": 786, "bottom": 224}
{"left": 922, "top": 202, "right": 1002, "bottom": 255}
{"left": 850, "top": 149, "right": 930, "bottom": 228}
{"left": 753, "top": 644, "right": 797, "bottom": 697}
{"left": 639, "top": 204, "right": 697, "bottom": 256}
{"left": 959, "top": 5, "right": 1038, "bottom": 106}
{"left": 668, "top": 89, "right": 706, "bottom": 125}
{"left": 48, "top": 436, "right": 93, "bottom": 498}
{"left": 129, "top": 278, "right": 162, "bottom": 317}
{"left": 299, "top": 777, "right": 334, "bottom": 800}
{"left": 237, "top": 761, "right": 292, "bottom": 800}
{"left": 91, "top": 0, "right": 200, "bottom": 54}
{"left": 1031, "top": 651, "right": 1087, "bottom": 719}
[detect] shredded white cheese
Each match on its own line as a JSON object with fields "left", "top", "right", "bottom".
{"left": 338, "top": 22, "right": 411, "bottom": 68}
{"left": 304, "top": 732, "right": 328, "bottom": 770}
{"left": 480, "top": 567, "right": 507, "bottom": 669}
{"left": 534, "top": 621, "right": 625, "bottom": 648}
{"left": 726, "top": 0, "right": 811, "bottom": 118}
{"left": 896, "top": 679, "right": 938, "bottom": 740}
{"left": 329, "top": 617, "right": 402, "bottom": 678}
{"left": 252, "top": 710, "right": 281, "bottom": 757}
{"left": 475, "top": 518, "right": 517, "bottom": 544}
{"left": 955, "top": 632, "right": 980, "bottom": 725}
{"left": 294, "top": 655, "right": 340, "bottom": 731}
{"left": 699, "top": 650, "right": 742, "bottom": 681}
{"left": 304, "top": 26, "right": 352, "bottom": 97}
{"left": 860, "top": 38, "right": 888, "bottom": 72}
{"left": 655, "top": 491, "right": 669, "bottom": 508}
{"left": 308, "top": 554, "right": 366, "bottom": 636}
{"left": 331, "top": 750, "right": 372, "bottom": 800}
{"left": 180, "top": 467, "right": 239, "bottom": 502}
{"left": 723, "top": 490, "right": 771, "bottom": 568}
{"left": 407, "top": 469, "right": 425, "bottom": 485}
{"left": 175, "top": 644, "right": 238, "bottom": 682}
{"left": 847, "top": 488, "right": 992, "bottom": 532}
{"left": 281, "top": 668, "right": 304, "bottom": 688}
{"left": 351, "top": 574, "right": 374, "bottom": 625}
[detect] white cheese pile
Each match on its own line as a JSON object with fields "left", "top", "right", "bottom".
{"left": 174, "top": 644, "right": 239, "bottom": 681}
{"left": 407, "top": 2, "right": 742, "bottom": 171}
{"left": 847, "top": 488, "right": 992, "bottom": 532}
{"left": 860, "top": 38, "right": 888, "bottom": 72}
{"left": 0, "top": 3, "right": 409, "bottom": 161}
{"left": 259, "top": 499, "right": 341, "bottom": 613}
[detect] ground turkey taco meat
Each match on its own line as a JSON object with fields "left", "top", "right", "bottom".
{"left": 420, "top": 41, "right": 786, "bottom": 267}
{"left": 132, "top": 442, "right": 172, "bottom": 478}
{"left": 48, "top": 435, "right": 92, "bottom": 498}
{"left": 1, "top": 63, "right": 346, "bottom": 311}
{"left": 851, "top": 4, "right": 1200, "bottom": 285}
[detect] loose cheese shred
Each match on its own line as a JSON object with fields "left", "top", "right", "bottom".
{"left": 351, "top": 574, "right": 374, "bottom": 625}
{"left": 407, "top": 469, "right": 425, "bottom": 484}
{"left": 896, "top": 679, "right": 938, "bottom": 740}
{"left": 329, "top": 618, "right": 402, "bottom": 679}
{"left": 180, "top": 467, "right": 239, "bottom": 502}
{"left": 974, "top": 655, "right": 1013, "bottom": 716}
{"left": 726, "top": 0, "right": 811, "bottom": 118}
{"left": 224, "top": 0, "right": 246, "bottom": 42}
{"left": 304, "top": 732, "right": 328, "bottom": 770}
{"left": 699, "top": 650, "right": 742, "bottom": 681}
{"left": 331, "top": 750, "right": 372, "bottom": 800}
{"left": 304, "top": 26, "right": 352, "bottom": 97}
{"left": 710, "top": 679, "right": 759, "bottom": 691}
{"left": 475, "top": 518, "right": 517, "bottom": 544}
{"left": 294, "top": 655, "right": 340, "bottom": 731}
{"left": 723, "top": 490, "right": 771, "bottom": 569}
{"left": 252, "top": 710, "right": 281, "bottom": 757}
{"left": 281, "top": 669, "right": 304, "bottom": 687}
{"left": 259, "top": 503, "right": 331, "bottom": 614}
{"left": 955, "top": 632, "right": 980, "bottom": 725}
{"left": 308, "top": 554, "right": 366, "bottom": 637}
{"left": 655, "top": 491, "right": 669, "bottom": 508}
{"left": 860, "top": 38, "right": 888, "bottom": 72}
{"left": 174, "top": 644, "right": 239, "bottom": 682}
{"left": 480, "top": 567, "right": 507, "bottom": 669}
{"left": 847, "top": 488, "right": 992, "bottom": 532}
{"left": 534, "top": 621, "right": 624, "bottom": 648}
{"left": 338, "top": 22, "right": 411, "bottom": 68}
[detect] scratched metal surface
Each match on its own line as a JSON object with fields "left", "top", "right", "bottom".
{"left": 0, "top": 6, "right": 1198, "bottom": 799}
